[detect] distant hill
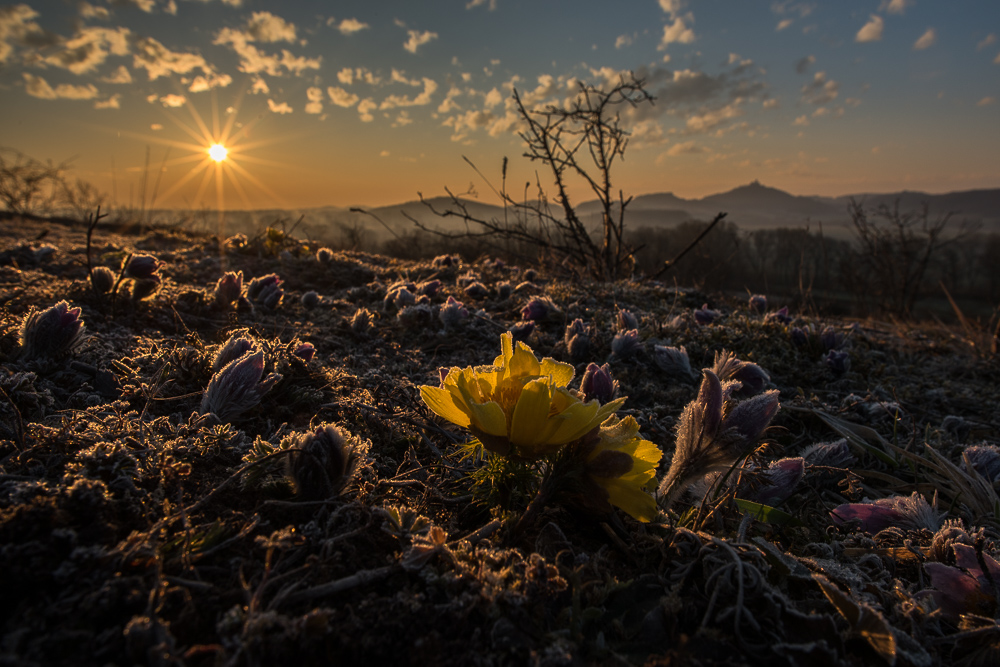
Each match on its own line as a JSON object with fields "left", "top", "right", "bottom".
{"left": 151, "top": 183, "right": 1000, "bottom": 246}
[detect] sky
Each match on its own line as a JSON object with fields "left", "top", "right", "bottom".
{"left": 0, "top": 0, "right": 997, "bottom": 211}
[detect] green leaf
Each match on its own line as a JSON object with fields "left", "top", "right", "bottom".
{"left": 734, "top": 499, "right": 805, "bottom": 526}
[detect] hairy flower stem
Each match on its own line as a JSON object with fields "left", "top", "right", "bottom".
{"left": 509, "top": 459, "right": 573, "bottom": 541}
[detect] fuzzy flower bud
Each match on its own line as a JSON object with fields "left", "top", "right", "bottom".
{"left": 610, "top": 329, "right": 642, "bottom": 359}
{"left": 316, "top": 247, "right": 334, "bottom": 262}
{"left": 286, "top": 424, "right": 355, "bottom": 500}
{"left": 789, "top": 326, "right": 809, "bottom": 347}
{"left": 563, "top": 319, "right": 590, "bottom": 363}
{"left": 438, "top": 296, "right": 469, "bottom": 329}
{"left": 247, "top": 274, "right": 283, "bottom": 309}
{"left": 350, "top": 307, "right": 373, "bottom": 335}
{"left": 924, "top": 543, "right": 1000, "bottom": 621}
{"left": 653, "top": 345, "right": 696, "bottom": 382}
{"left": 496, "top": 282, "right": 512, "bottom": 300}
{"left": 800, "top": 439, "right": 856, "bottom": 469}
{"left": 824, "top": 349, "right": 850, "bottom": 375}
{"left": 432, "top": 254, "right": 458, "bottom": 268}
{"left": 214, "top": 271, "right": 243, "bottom": 309}
{"left": 508, "top": 320, "right": 535, "bottom": 343}
{"left": 463, "top": 282, "right": 488, "bottom": 299}
{"left": 417, "top": 280, "right": 441, "bottom": 298}
{"left": 200, "top": 351, "right": 281, "bottom": 423}
{"left": 293, "top": 342, "right": 316, "bottom": 363}
{"left": 765, "top": 306, "right": 792, "bottom": 325}
{"left": 831, "top": 491, "right": 944, "bottom": 534}
{"left": 615, "top": 308, "right": 639, "bottom": 332}
{"left": 18, "top": 300, "right": 87, "bottom": 360}
{"left": 124, "top": 254, "right": 160, "bottom": 281}
{"left": 580, "top": 362, "right": 617, "bottom": 404}
{"left": 820, "top": 326, "right": 844, "bottom": 351}
{"left": 748, "top": 294, "right": 767, "bottom": 314}
{"left": 963, "top": 444, "right": 1000, "bottom": 487}
{"left": 711, "top": 349, "right": 770, "bottom": 398}
{"left": 521, "top": 297, "right": 555, "bottom": 322}
{"left": 384, "top": 285, "right": 416, "bottom": 312}
{"left": 211, "top": 332, "right": 256, "bottom": 373}
{"left": 90, "top": 266, "right": 115, "bottom": 294}
{"left": 744, "top": 457, "right": 805, "bottom": 506}
{"left": 693, "top": 304, "right": 718, "bottom": 325}
{"left": 301, "top": 291, "right": 320, "bottom": 309}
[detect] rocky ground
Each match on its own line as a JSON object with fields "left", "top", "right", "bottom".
{"left": 1, "top": 213, "right": 999, "bottom": 666}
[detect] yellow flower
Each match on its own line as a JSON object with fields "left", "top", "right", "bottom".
{"left": 581, "top": 415, "right": 662, "bottom": 522}
{"left": 420, "top": 332, "right": 625, "bottom": 459}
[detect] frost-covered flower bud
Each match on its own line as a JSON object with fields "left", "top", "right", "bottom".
{"left": 432, "top": 254, "right": 458, "bottom": 268}
{"left": 615, "top": 308, "right": 639, "bottom": 332}
{"left": 824, "top": 349, "right": 850, "bottom": 375}
{"left": 765, "top": 306, "right": 792, "bottom": 325}
{"left": 316, "top": 247, "right": 334, "bottom": 262}
{"left": 257, "top": 283, "right": 283, "bottom": 309}
{"left": 801, "top": 439, "right": 856, "bottom": 468}
{"left": 748, "top": 294, "right": 767, "bottom": 314}
{"left": 653, "top": 345, "right": 696, "bottom": 381}
{"left": 463, "top": 281, "right": 488, "bottom": 299}
{"left": 580, "top": 362, "right": 617, "bottom": 404}
{"left": 90, "top": 266, "right": 115, "bottom": 294}
{"left": 350, "top": 307, "right": 373, "bottom": 335}
{"left": 130, "top": 279, "right": 159, "bottom": 301}
{"left": 418, "top": 280, "right": 441, "bottom": 297}
{"left": 611, "top": 329, "right": 641, "bottom": 359}
{"left": 831, "top": 491, "right": 944, "bottom": 533}
{"left": 18, "top": 300, "right": 87, "bottom": 360}
{"left": 745, "top": 457, "right": 805, "bottom": 506}
{"left": 496, "top": 282, "right": 512, "bottom": 300}
{"left": 693, "top": 304, "right": 718, "bottom": 325}
{"left": 711, "top": 350, "right": 770, "bottom": 398}
{"left": 384, "top": 286, "right": 416, "bottom": 312}
{"left": 928, "top": 521, "right": 975, "bottom": 563}
{"left": 301, "top": 291, "right": 320, "bottom": 309}
{"left": 563, "top": 319, "right": 590, "bottom": 362}
{"left": 508, "top": 320, "right": 535, "bottom": 343}
{"left": 124, "top": 254, "right": 160, "bottom": 281}
{"left": 247, "top": 274, "right": 283, "bottom": 309}
{"left": 789, "top": 326, "right": 809, "bottom": 347}
{"left": 963, "top": 444, "right": 1000, "bottom": 486}
{"left": 286, "top": 424, "right": 355, "bottom": 500}
{"left": 200, "top": 351, "right": 281, "bottom": 423}
{"left": 214, "top": 271, "right": 243, "bottom": 308}
{"left": 397, "top": 303, "right": 434, "bottom": 328}
{"left": 820, "top": 326, "right": 844, "bottom": 351}
{"left": 438, "top": 296, "right": 469, "bottom": 329}
{"left": 293, "top": 342, "right": 315, "bottom": 363}
{"left": 522, "top": 268, "right": 537, "bottom": 282}
{"left": 521, "top": 297, "right": 552, "bottom": 322}
{"left": 212, "top": 332, "right": 256, "bottom": 373}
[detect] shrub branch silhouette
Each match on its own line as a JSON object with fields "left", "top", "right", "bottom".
{"left": 405, "top": 74, "right": 667, "bottom": 280}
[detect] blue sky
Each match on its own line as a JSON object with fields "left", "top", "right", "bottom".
{"left": 0, "top": 0, "right": 997, "bottom": 210}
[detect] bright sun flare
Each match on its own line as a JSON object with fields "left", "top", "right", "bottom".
{"left": 208, "top": 143, "right": 228, "bottom": 162}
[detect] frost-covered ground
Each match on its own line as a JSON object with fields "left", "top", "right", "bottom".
{"left": 1, "top": 214, "right": 999, "bottom": 666}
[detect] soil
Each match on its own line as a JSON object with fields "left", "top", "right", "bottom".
{"left": 1, "top": 213, "right": 999, "bottom": 666}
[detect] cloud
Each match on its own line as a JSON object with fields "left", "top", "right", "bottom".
{"left": 357, "top": 98, "right": 376, "bottom": 122}
{"left": 251, "top": 77, "right": 269, "bottom": 94}
{"left": 795, "top": 55, "right": 815, "bottom": 74}
{"left": 132, "top": 36, "right": 211, "bottom": 79}
{"left": 0, "top": 5, "right": 55, "bottom": 65}
{"left": 913, "top": 28, "right": 935, "bottom": 50}
{"left": 94, "top": 94, "right": 120, "bottom": 109}
{"left": 659, "top": 17, "right": 695, "bottom": 48}
{"left": 165, "top": 1, "right": 177, "bottom": 16}
{"left": 336, "top": 18, "right": 369, "bottom": 35}
{"left": 762, "top": 98, "right": 778, "bottom": 109}
{"left": 327, "top": 86, "right": 359, "bottom": 107}
{"left": 793, "top": 115, "right": 809, "bottom": 126}
{"left": 23, "top": 72, "right": 99, "bottom": 99}
{"left": 615, "top": 34, "right": 633, "bottom": 49}
{"left": 245, "top": 11, "right": 296, "bottom": 43}
{"left": 996, "top": 52, "right": 1000, "bottom": 65}
{"left": 776, "top": 19, "right": 793, "bottom": 31}
{"left": 158, "top": 93, "right": 186, "bottom": 107}
{"left": 110, "top": 0, "right": 155, "bottom": 13}
{"left": 659, "top": 0, "right": 684, "bottom": 17}
{"left": 101, "top": 65, "right": 132, "bottom": 83}
{"left": 392, "top": 111, "right": 413, "bottom": 127}
{"left": 977, "top": 96, "right": 996, "bottom": 107}
{"left": 150, "top": 123, "right": 163, "bottom": 130}
{"left": 666, "top": 141, "right": 706, "bottom": 156}
{"left": 267, "top": 98, "right": 292, "bottom": 114}
{"left": 188, "top": 72, "right": 232, "bottom": 92}
{"left": 79, "top": 2, "right": 110, "bottom": 20}
{"left": 684, "top": 99, "right": 745, "bottom": 134}
{"left": 42, "top": 26, "right": 131, "bottom": 75}
{"left": 801, "top": 71, "right": 838, "bottom": 104}
{"left": 977, "top": 34, "right": 996, "bottom": 51}
{"left": 404, "top": 29, "right": 438, "bottom": 54}
{"left": 379, "top": 77, "right": 438, "bottom": 109}
{"left": 305, "top": 86, "right": 323, "bottom": 114}
{"left": 466, "top": 0, "right": 497, "bottom": 9}
{"left": 856, "top": 15, "right": 884, "bottom": 43}
{"left": 483, "top": 87, "right": 503, "bottom": 108}
{"left": 881, "top": 0, "right": 911, "bottom": 14}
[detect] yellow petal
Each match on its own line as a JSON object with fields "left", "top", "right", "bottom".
{"left": 540, "top": 357, "right": 574, "bottom": 387}
{"left": 507, "top": 340, "right": 541, "bottom": 379}
{"left": 603, "top": 478, "right": 658, "bottom": 522}
{"left": 453, "top": 372, "right": 508, "bottom": 436}
{"left": 420, "top": 385, "right": 472, "bottom": 428}
{"left": 509, "top": 378, "right": 554, "bottom": 447}
{"left": 546, "top": 398, "right": 601, "bottom": 443}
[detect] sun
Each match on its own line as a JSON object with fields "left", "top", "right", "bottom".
{"left": 208, "top": 143, "right": 228, "bottom": 162}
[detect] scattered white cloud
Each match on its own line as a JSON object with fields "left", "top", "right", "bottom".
{"left": 23, "top": 72, "right": 99, "bottom": 99}
{"left": 392, "top": 111, "right": 413, "bottom": 127}
{"left": 762, "top": 98, "right": 778, "bottom": 109}
{"left": 0, "top": 5, "right": 54, "bottom": 66}
{"left": 111, "top": 0, "right": 155, "bottom": 13}
{"left": 215, "top": 15, "right": 320, "bottom": 76}
{"left": 267, "top": 98, "right": 292, "bottom": 114}
{"left": 165, "top": 1, "right": 177, "bottom": 16}
{"left": 42, "top": 26, "right": 130, "bottom": 75}
{"left": 795, "top": 55, "right": 815, "bottom": 74}
{"left": 357, "top": 98, "right": 377, "bottom": 122}
{"left": 856, "top": 15, "right": 884, "bottom": 43}
{"left": 881, "top": 0, "right": 911, "bottom": 14}
{"left": 615, "top": 34, "right": 633, "bottom": 49}
{"left": 977, "top": 96, "right": 996, "bottom": 107}
{"left": 659, "top": 17, "right": 695, "bottom": 48}
{"left": 305, "top": 86, "right": 323, "bottom": 114}
{"left": 188, "top": 72, "right": 232, "bottom": 92}
{"left": 245, "top": 11, "right": 296, "bottom": 43}
{"left": 79, "top": 2, "right": 110, "bottom": 20}
{"left": 659, "top": 0, "right": 684, "bottom": 17}
{"left": 685, "top": 99, "right": 743, "bottom": 133}
{"left": 404, "top": 29, "right": 438, "bottom": 54}
{"left": 666, "top": 140, "right": 706, "bottom": 156}
{"left": 466, "top": 0, "right": 497, "bottom": 10}
{"left": 793, "top": 115, "right": 809, "bottom": 126}
{"left": 94, "top": 94, "right": 120, "bottom": 109}
{"left": 776, "top": 19, "right": 793, "bottom": 31}
{"left": 150, "top": 123, "right": 163, "bottom": 131}
{"left": 379, "top": 77, "right": 438, "bottom": 109}
{"left": 913, "top": 28, "right": 935, "bottom": 50}
{"left": 812, "top": 107, "right": 827, "bottom": 117}
{"left": 251, "top": 77, "right": 269, "bottom": 94}
{"left": 977, "top": 34, "right": 996, "bottom": 51}
{"left": 801, "top": 71, "right": 839, "bottom": 104}
{"left": 132, "top": 36, "right": 211, "bottom": 80}
{"left": 336, "top": 18, "right": 369, "bottom": 35}
{"left": 159, "top": 93, "right": 186, "bottom": 107}
{"left": 327, "top": 86, "right": 359, "bottom": 107}
{"left": 101, "top": 65, "right": 132, "bottom": 84}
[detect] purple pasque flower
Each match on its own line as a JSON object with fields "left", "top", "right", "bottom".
{"left": 610, "top": 329, "right": 642, "bottom": 359}
{"left": 463, "top": 281, "right": 488, "bottom": 299}
{"left": 124, "top": 254, "right": 161, "bottom": 281}
{"left": 653, "top": 344, "right": 696, "bottom": 382}
{"left": 90, "top": 266, "right": 115, "bottom": 294}
{"left": 962, "top": 444, "right": 1000, "bottom": 487}
{"left": 301, "top": 291, "right": 320, "bottom": 309}
{"left": 507, "top": 320, "right": 535, "bottom": 343}
{"left": 743, "top": 457, "right": 805, "bottom": 506}
{"left": 200, "top": 350, "right": 281, "bottom": 423}
{"left": 824, "top": 349, "right": 850, "bottom": 375}
{"left": 316, "top": 247, "right": 334, "bottom": 262}
{"left": 615, "top": 308, "right": 639, "bottom": 332}
{"left": 580, "top": 362, "right": 617, "bottom": 404}
{"left": 564, "top": 319, "right": 591, "bottom": 362}
{"left": 247, "top": 273, "right": 284, "bottom": 309}
{"left": 800, "top": 439, "right": 856, "bottom": 468}
{"left": 438, "top": 295, "right": 470, "bottom": 329}
{"left": 418, "top": 279, "right": 441, "bottom": 297}
{"left": 286, "top": 424, "right": 355, "bottom": 500}
{"left": 693, "top": 303, "right": 718, "bottom": 325}
{"left": 520, "top": 297, "right": 553, "bottom": 322}
{"left": 18, "top": 300, "right": 87, "bottom": 360}
{"left": 293, "top": 342, "right": 316, "bottom": 363}
{"left": 765, "top": 306, "right": 792, "bottom": 325}
{"left": 923, "top": 543, "right": 1000, "bottom": 621}
{"left": 711, "top": 349, "right": 770, "bottom": 398}
{"left": 214, "top": 271, "right": 244, "bottom": 308}
{"left": 748, "top": 294, "right": 767, "bottom": 314}
{"left": 820, "top": 326, "right": 844, "bottom": 351}
{"left": 212, "top": 331, "right": 257, "bottom": 373}
{"left": 789, "top": 326, "right": 809, "bottom": 347}
{"left": 658, "top": 370, "right": 780, "bottom": 507}
{"left": 831, "top": 491, "right": 944, "bottom": 534}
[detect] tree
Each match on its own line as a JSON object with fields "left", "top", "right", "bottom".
{"left": 0, "top": 148, "right": 69, "bottom": 216}
{"left": 407, "top": 74, "right": 668, "bottom": 280}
